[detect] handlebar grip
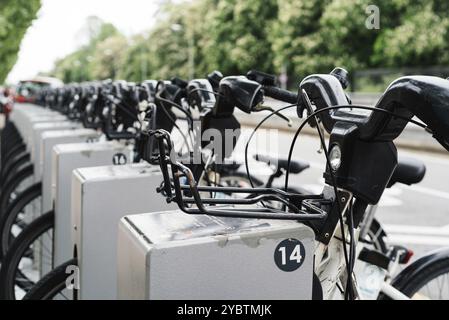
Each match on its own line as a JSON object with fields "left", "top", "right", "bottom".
{"left": 263, "top": 86, "right": 298, "bottom": 105}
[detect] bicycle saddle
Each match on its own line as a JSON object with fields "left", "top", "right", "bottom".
{"left": 253, "top": 154, "right": 310, "bottom": 174}
{"left": 387, "top": 156, "right": 426, "bottom": 188}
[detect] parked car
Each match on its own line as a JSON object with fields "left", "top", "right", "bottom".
{"left": 0, "top": 87, "right": 13, "bottom": 113}
{"left": 14, "top": 76, "right": 63, "bottom": 103}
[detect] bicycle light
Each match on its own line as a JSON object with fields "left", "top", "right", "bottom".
{"left": 329, "top": 144, "right": 342, "bottom": 171}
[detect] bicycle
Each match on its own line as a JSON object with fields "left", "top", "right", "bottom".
{"left": 139, "top": 69, "right": 449, "bottom": 300}
{"left": 1, "top": 74, "right": 292, "bottom": 299}
{"left": 21, "top": 68, "right": 448, "bottom": 300}
{"left": 16, "top": 73, "right": 313, "bottom": 300}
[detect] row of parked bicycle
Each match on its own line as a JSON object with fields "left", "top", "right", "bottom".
{"left": 0, "top": 68, "right": 448, "bottom": 300}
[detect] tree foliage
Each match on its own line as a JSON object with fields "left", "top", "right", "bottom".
{"left": 52, "top": 17, "right": 121, "bottom": 83}
{"left": 203, "top": 0, "right": 278, "bottom": 76}
{"left": 46, "top": 0, "right": 449, "bottom": 85}
{"left": 0, "top": 0, "right": 41, "bottom": 83}
{"left": 372, "top": 2, "right": 449, "bottom": 67}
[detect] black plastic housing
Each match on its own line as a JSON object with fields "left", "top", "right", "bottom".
{"left": 214, "top": 76, "right": 263, "bottom": 116}
{"left": 323, "top": 122, "right": 397, "bottom": 204}
{"left": 200, "top": 110, "right": 241, "bottom": 161}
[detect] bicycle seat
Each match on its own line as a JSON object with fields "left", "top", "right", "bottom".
{"left": 387, "top": 156, "right": 426, "bottom": 187}
{"left": 254, "top": 154, "right": 310, "bottom": 174}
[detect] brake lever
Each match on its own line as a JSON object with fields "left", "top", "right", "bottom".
{"left": 301, "top": 90, "right": 325, "bottom": 154}
{"left": 253, "top": 104, "right": 293, "bottom": 127}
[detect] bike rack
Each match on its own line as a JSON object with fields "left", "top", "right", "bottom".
{"left": 149, "top": 129, "right": 330, "bottom": 221}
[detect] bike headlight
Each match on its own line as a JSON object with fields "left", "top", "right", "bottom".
{"left": 329, "top": 144, "right": 342, "bottom": 171}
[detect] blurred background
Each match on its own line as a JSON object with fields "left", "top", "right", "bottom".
{"left": 2, "top": 0, "right": 449, "bottom": 91}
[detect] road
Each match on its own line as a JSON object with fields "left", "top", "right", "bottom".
{"left": 234, "top": 127, "right": 449, "bottom": 263}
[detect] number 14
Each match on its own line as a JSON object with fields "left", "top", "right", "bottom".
{"left": 278, "top": 245, "right": 303, "bottom": 265}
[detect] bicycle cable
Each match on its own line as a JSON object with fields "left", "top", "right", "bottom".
{"left": 243, "top": 104, "right": 298, "bottom": 209}
{"left": 155, "top": 91, "right": 193, "bottom": 153}
{"left": 300, "top": 91, "right": 354, "bottom": 299}
{"left": 243, "top": 104, "right": 298, "bottom": 189}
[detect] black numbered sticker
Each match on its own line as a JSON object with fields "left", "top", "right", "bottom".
{"left": 274, "top": 238, "right": 305, "bottom": 272}
{"left": 112, "top": 153, "right": 127, "bottom": 165}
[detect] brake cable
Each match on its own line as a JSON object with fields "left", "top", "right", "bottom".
{"left": 155, "top": 88, "right": 221, "bottom": 185}
{"left": 155, "top": 90, "right": 193, "bottom": 152}
{"left": 300, "top": 91, "right": 354, "bottom": 299}
{"left": 243, "top": 104, "right": 298, "bottom": 189}
{"left": 241, "top": 104, "right": 298, "bottom": 209}
{"left": 345, "top": 198, "right": 356, "bottom": 300}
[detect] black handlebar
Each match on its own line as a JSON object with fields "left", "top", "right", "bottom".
{"left": 246, "top": 70, "right": 299, "bottom": 105}
{"left": 263, "top": 86, "right": 299, "bottom": 105}
{"left": 299, "top": 71, "right": 449, "bottom": 151}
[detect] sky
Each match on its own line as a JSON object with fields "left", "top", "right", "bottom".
{"left": 6, "top": 0, "right": 163, "bottom": 83}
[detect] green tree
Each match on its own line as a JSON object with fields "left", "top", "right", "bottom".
{"left": 0, "top": 0, "right": 41, "bottom": 83}
{"left": 90, "top": 34, "right": 128, "bottom": 80}
{"left": 118, "top": 34, "right": 153, "bottom": 82}
{"left": 47, "top": 0, "right": 449, "bottom": 88}
{"left": 52, "top": 50, "right": 92, "bottom": 83}
{"left": 142, "top": 15, "right": 191, "bottom": 79}
{"left": 270, "top": 0, "right": 330, "bottom": 84}
{"left": 51, "top": 18, "right": 121, "bottom": 82}
{"left": 203, "top": 0, "right": 278, "bottom": 76}
{"left": 372, "top": 3, "right": 449, "bottom": 67}
{"left": 270, "top": 0, "right": 405, "bottom": 81}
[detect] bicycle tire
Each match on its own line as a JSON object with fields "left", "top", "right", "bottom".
{"left": 23, "top": 258, "right": 78, "bottom": 300}
{"left": 0, "top": 163, "right": 34, "bottom": 217}
{"left": 1, "top": 143, "right": 26, "bottom": 170}
{"left": 0, "top": 152, "right": 30, "bottom": 186}
{"left": 394, "top": 254, "right": 449, "bottom": 299}
{"left": 1, "top": 135, "right": 22, "bottom": 161}
{"left": 0, "top": 211, "right": 54, "bottom": 300}
{"left": 0, "top": 182, "right": 42, "bottom": 258}
{"left": 2, "top": 138, "right": 23, "bottom": 161}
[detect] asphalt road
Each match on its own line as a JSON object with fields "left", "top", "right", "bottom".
{"left": 235, "top": 128, "right": 449, "bottom": 263}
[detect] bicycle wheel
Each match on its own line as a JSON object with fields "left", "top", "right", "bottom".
{"left": 1, "top": 143, "right": 26, "bottom": 170}
{"left": 393, "top": 251, "right": 449, "bottom": 300}
{"left": 0, "top": 164, "right": 34, "bottom": 216}
{"left": 0, "top": 182, "right": 42, "bottom": 258}
{"left": 1, "top": 130, "right": 22, "bottom": 162}
{"left": 0, "top": 211, "right": 54, "bottom": 300}
{"left": 23, "top": 258, "right": 77, "bottom": 300}
{"left": 0, "top": 152, "right": 30, "bottom": 186}
{"left": 1, "top": 139, "right": 23, "bottom": 163}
